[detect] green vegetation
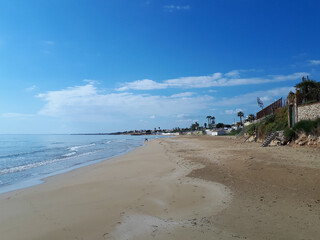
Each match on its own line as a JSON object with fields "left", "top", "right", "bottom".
{"left": 227, "top": 128, "right": 242, "bottom": 135}
{"left": 247, "top": 114, "right": 255, "bottom": 123}
{"left": 247, "top": 123, "right": 256, "bottom": 136}
{"left": 284, "top": 127, "right": 295, "bottom": 140}
{"left": 237, "top": 111, "right": 244, "bottom": 126}
{"left": 244, "top": 105, "right": 319, "bottom": 141}
{"left": 283, "top": 118, "right": 320, "bottom": 140}
{"left": 216, "top": 123, "right": 224, "bottom": 128}
{"left": 244, "top": 107, "right": 289, "bottom": 140}
{"left": 205, "top": 115, "right": 215, "bottom": 129}
{"left": 293, "top": 118, "right": 320, "bottom": 135}
{"left": 231, "top": 76, "right": 320, "bottom": 141}
{"left": 295, "top": 76, "right": 320, "bottom": 104}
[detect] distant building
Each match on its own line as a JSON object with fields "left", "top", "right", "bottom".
{"left": 212, "top": 130, "right": 226, "bottom": 136}
{"left": 206, "top": 129, "right": 226, "bottom": 136}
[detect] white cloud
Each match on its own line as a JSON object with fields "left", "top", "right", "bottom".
{"left": 309, "top": 60, "right": 320, "bottom": 65}
{"left": 164, "top": 5, "right": 190, "bottom": 12}
{"left": 117, "top": 72, "right": 307, "bottom": 91}
{"left": 176, "top": 113, "right": 190, "bottom": 118}
{"left": 37, "top": 83, "right": 213, "bottom": 121}
{"left": 225, "top": 70, "right": 240, "bottom": 78}
{"left": 214, "top": 86, "right": 294, "bottom": 106}
{"left": 165, "top": 73, "right": 223, "bottom": 88}
{"left": 260, "top": 96, "right": 271, "bottom": 102}
{"left": 176, "top": 118, "right": 198, "bottom": 123}
{"left": 26, "top": 85, "right": 36, "bottom": 91}
{"left": 268, "top": 72, "right": 306, "bottom": 81}
{"left": 170, "top": 92, "right": 195, "bottom": 98}
{"left": 225, "top": 108, "right": 243, "bottom": 115}
{"left": 117, "top": 79, "right": 167, "bottom": 91}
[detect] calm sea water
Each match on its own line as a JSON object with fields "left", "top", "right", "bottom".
{"left": 0, "top": 134, "right": 160, "bottom": 194}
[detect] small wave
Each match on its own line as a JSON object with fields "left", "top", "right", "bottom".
{"left": 62, "top": 152, "right": 77, "bottom": 157}
{"left": 0, "top": 158, "right": 63, "bottom": 175}
{"left": 68, "top": 143, "right": 95, "bottom": 151}
{"left": 0, "top": 149, "right": 103, "bottom": 175}
{"left": 105, "top": 141, "right": 111, "bottom": 144}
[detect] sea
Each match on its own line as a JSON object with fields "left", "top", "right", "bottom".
{"left": 0, "top": 134, "right": 161, "bottom": 194}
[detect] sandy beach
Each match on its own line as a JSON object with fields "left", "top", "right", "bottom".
{"left": 0, "top": 136, "right": 320, "bottom": 240}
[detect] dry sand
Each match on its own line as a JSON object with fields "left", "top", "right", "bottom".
{"left": 0, "top": 136, "right": 320, "bottom": 240}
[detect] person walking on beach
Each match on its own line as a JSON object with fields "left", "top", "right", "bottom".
{"left": 144, "top": 138, "right": 148, "bottom": 143}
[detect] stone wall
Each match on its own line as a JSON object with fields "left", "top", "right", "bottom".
{"left": 297, "top": 102, "right": 320, "bottom": 122}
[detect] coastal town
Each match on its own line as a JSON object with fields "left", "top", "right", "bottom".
{"left": 109, "top": 76, "right": 320, "bottom": 148}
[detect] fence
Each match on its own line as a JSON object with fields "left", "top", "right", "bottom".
{"left": 256, "top": 98, "right": 285, "bottom": 119}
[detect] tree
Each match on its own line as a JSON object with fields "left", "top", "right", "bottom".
{"left": 211, "top": 116, "right": 215, "bottom": 126}
{"left": 204, "top": 123, "right": 207, "bottom": 129}
{"left": 295, "top": 76, "right": 319, "bottom": 104}
{"left": 247, "top": 114, "right": 255, "bottom": 123}
{"left": 190, "top": 121, "right": 200, "bottom": 131}
{"left": 216, "top": 123, "right": 224, "bottom": 129}
{"left": 206, "top": 116, "right": 212, "bottom": 127}
{"left": 237, "top": 111, "right": 244, "bottom": 126}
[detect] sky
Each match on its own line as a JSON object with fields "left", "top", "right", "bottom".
{"left": 0, "top": 0, "right": 320, "bottom": 134}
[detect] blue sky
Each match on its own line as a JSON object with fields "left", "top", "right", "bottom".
{"left": 0, "top": 0, "right": 320, "bottom": 133}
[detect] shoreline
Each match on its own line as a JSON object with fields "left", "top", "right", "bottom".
{"left": 1, "top": 136, "right": 320, "bottom": 239}
{"left": 0, "top": 137, "right": 232, "bottom": 240}
{"left": 0, "top": 136, "right": 154, "bottom": 195}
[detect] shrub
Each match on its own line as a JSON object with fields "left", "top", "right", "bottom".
{"left": 264, "top": 114, "right": 275, "bottom": 124}
{"left": 255, "top": 107, "right": 289, "bottom": 140}
{"left": 284, "top": 127, "right": 295, "bottom": 140}
{"left": 228, "top": 129, "right": 242, "bottom": 135}
{"left": 293, "top": 117, "right": 320, "bottom": 135}
{"left": 247, "top": 123, "right": 257, "bottom": 135}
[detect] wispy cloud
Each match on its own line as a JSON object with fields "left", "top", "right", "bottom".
{"left": 213, "top": 86, "right": 294, "bottom": 106}
{"left": 164, "top": 5, "right": 190, "bottom": 12}
{"left": 117, "top": 72, "right": 307, "bottom": 91}
{"left": 176, "top": 119, "right": 198, "bottom": 124}
{"left": 117, "top": 79, "right": 167, "bottom": 91}
{"left": 42, "top": 40, "right": 55, "bottom": 46}
{"left": 225, "top": 70, "right": 240, "bottom": 78}
{"left": 37, "top": 82, "right": 212, "bottom": 121}
{"left": 26, "top": 85, "right": 36, "bottom": 91}
{"left": 309, "top": 60, "right": 320, "bottom": 65}
{"left": 208, "top": 90, "right": 217, "bottom": 93}
{"left": 170, "top": 92, "right": 195, "bottom": 98}
{"left": 225, "top": 108, "right": 243, "bottom": 115}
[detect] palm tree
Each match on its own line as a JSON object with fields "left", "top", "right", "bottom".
{"left": 206, "top": 116, "right": 211, "bottom": 128}
{"left": 211, "top": 116, "right": 215, "bottom": 126}
{"left": 237, "top": 111, "right": 244, "bottom": 126}
{"left": 247, "top": 114, "right": 255, "bottom": 123}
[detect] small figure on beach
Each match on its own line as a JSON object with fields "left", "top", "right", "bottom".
{"left": 144, "top": 138, "right": 148, "bottom": 143}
